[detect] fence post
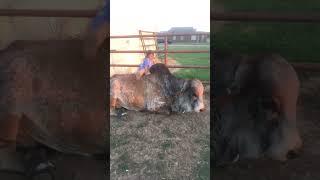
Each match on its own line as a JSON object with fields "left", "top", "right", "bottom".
{"left": 164, "top": 36, "right": 168, "bottom": 65}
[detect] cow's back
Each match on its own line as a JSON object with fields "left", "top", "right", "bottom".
{"left": 110, "top": 73, "right": 168, "bottom": 112}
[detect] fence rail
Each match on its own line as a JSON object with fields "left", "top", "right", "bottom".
{"left": 0, "top": 9, "right": 97, "bottom": 17}
{"left": 212, "top": 12, "right": 320, "bottom": 22}
{"left": 111, "top": 33, "right": 210, "bottom": 38}
{"left": 110, "top": 64, "right": 210, "bottom": 69}
{"left": 213, "top": 12, "right": 320, "bottom": 71}
{"left": 111, "top": 32, "right": 210, "bottom": 81}
{"left": 292, "top": 63, "right": 320, "bottom": 71}
{"left": 110, "top": 50, "right": 209, "bottom": 53}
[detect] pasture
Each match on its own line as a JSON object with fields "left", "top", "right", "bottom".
{"left": 158, "top": 43, "right": 210, "bottom": 81}
{"left": 213, "top": 0, "right": 320, "bottom": 62}
{"left": 110, "top": 86, "right": 210, "bottom": 179}
{"left": 213, "top": 0, "right": 320, "bottom": 179}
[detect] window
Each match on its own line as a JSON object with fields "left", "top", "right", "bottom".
{"left": 180, "top": 36, "right": 184, "bottom": 40}
{"left": 173, "top": 36, "right": 176, "bottom": 40}
{"left": 191, "top": 35, "right": 197, "bottom": 41}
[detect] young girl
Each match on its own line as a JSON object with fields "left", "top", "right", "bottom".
{"left": 136, "top": 50, "right": 156, "bottom": 79}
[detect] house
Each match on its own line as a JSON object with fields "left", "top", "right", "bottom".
{"left": 158, "top": 27, "right": 209, "bottom": 43}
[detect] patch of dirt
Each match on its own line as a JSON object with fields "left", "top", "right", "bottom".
{"left": 213, "top": 74, "right": 320, "bottom": 180}
{"left": 110, "top": 89, "right": 210, "bottom": 179}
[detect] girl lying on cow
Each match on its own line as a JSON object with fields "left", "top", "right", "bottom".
{"left": 135, "top": 50, "right": 157, "bottom": 80}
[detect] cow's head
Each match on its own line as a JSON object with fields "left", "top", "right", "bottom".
{"left": 213, "top": 93, "right": 278, "bottom": 166}
{"left": 171, "top": 79, "right": 205, "bottom": 113}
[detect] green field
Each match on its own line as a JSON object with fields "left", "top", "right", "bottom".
{"left": 213, "top": 0, "right": 320, "bottom": 62}
{"left": 159, "top": 43, "right": 210, "bottom": 80}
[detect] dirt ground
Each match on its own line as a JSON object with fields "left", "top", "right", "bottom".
{"left": 110, "top": 86, "right": 210, "bottom": 180}
{"left": 214, "top": 73, "right": 320, "bottom": 180}
{"left": 0, "top": 155, "right": 106, "bottom": 180}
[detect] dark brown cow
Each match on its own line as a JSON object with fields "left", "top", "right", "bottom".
{"left": 213, "top": 50, "right": 302, "bottom": 165}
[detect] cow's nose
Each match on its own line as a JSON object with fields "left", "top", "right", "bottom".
{"left": 200, "top": 108, "right": 205, "bottom": 112}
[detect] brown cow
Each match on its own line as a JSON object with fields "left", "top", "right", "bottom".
{"left": 110, "top": 63, "right": 205, "bottom": 115}
{"left": 0, "top": 39, "right": 107, "bottom": 177}
{"left": 213, "top": 50, "right": 302, "bottom": 165}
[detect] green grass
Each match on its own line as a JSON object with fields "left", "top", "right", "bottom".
{"left": 213, "top": 1, "right": 320, "bottom": 62}
{"left": 159, "top": 43, "right": 210, "bottom": 80}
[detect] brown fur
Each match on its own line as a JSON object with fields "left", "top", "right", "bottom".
{"left": 0, "top": 40, "right": 107, "bottom": 156}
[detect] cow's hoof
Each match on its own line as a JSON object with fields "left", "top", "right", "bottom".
{"left": 117, "top": 112, "right": 127, "bottom": 118}
{"left": 28, "top": 161, "right": 55, "bottom": 180}
{"left": 116, "top": 108, "right": 128, "bottom": 119}
{"left": 110, "top": 109, "right": 117, "bottom": 116}
{"left": 232, "top": 154, "right": 240, "bottom": 163}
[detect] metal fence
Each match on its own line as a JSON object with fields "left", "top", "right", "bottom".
{"left": 110, "top": 33, "right": 210, "bottom": 83}
{"left": 0, "top": 9, "right": 97, "bottom": 17}
{"left": 110, "top": 33, "right": 210, "bottom": 69}
{"left": 212, "top": 12, "right": 320, "bottom": 71}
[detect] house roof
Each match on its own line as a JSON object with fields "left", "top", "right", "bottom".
{"left": 167, "top": 27, "right": 196, "bottom": 33}
{"left": 157, "top": 27, "right": 209, "bottom": 35}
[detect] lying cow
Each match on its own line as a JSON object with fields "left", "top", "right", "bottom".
{"left": 110, "top": 63, "right": 205, "bottom": 115}
{"left": 0, "top": 39, "right": 107, "bottom": 177}
{"left": 213, "top": 50, "right": 302, "bottom": 165}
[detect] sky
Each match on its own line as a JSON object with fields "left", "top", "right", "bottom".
{"left": 110, "top": 0, "right": 210, "bottom": 35}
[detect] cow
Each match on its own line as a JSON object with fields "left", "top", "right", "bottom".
{"left": 0, "top": 39, "right": 107, "bottom": 178}
{"left": 213, "top": 49, "right": 302, "bottom": 166}
{"left": 110, "top": 63, "right": 205, "bottom": 116}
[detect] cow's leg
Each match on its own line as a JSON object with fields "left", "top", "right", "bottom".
{"left": 0, "top": 114, "right": 19, "bottom": 148}
{"left": 110, "top": 98, "right": 117, "bottom": 116}
{"left": 0, "top": 113, "right": 25, "bottom": 172}
{"left": 110, "top": 79, "right": 121, "bottom": 116}
{"left": 267, "top": 95, "right": 302, "bottom": 161}
{"left": 235, "top": 129, "right": 262, "bottom": 160}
